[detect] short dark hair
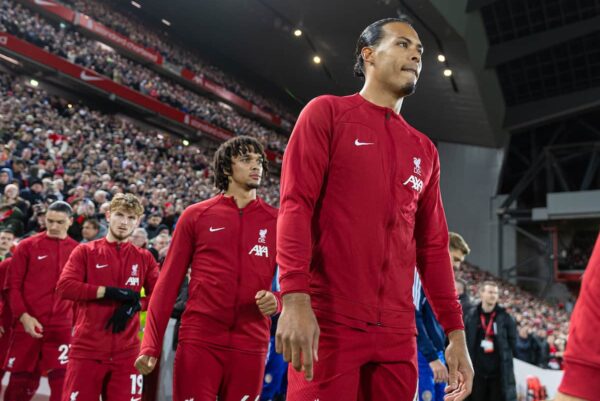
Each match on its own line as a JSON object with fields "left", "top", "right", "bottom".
{"left": 213, "top": 136, "right": 268, "bottom": 192}
{"left": 0, "top": 228, "right": 15, "bottom": 236}
{"left": 48, "top": 201, "right": 73, "bottom": 217}
{"left": 82, "top": 218, "right": 100, "bottom": 230}
{"left": 480, "top": 280, "right": 499, "bottom": 292}
{"left": 353, "top": 17, "right": 413, "bottom": 78}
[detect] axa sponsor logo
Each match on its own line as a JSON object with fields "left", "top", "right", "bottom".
{"left": 403, "top": 175, "right": 423, "bottom": 193}
{"left": 125, "top": 277, "right": 140, "bottom": 286}
{"left": 70, "top": 392, "right": 79, "bottom": 401}
{"left": 248, "top": 245, "right": 269, "bottom": 258}
{"left": 7, "top": 357, "right": 15, "bottom": 368}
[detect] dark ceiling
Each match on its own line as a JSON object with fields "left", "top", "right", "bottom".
{"left": 111, "top": 0, "right": 500, "bottom": 147}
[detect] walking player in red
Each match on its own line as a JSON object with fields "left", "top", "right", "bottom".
{"left": 276, "top": 18, "right": 474, "bottom": 401}
{"left": 135, "top": 136, "right": 280, "bottom": 401}
{"left": 5, "top": 201, "right": 78, "bottom": 401}
{"left": 57, "top": 193, "right": 159, "bottom": 401}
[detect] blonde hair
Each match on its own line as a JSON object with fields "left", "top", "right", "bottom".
{"left": 449, "top": 232, "right": 470, "bottom": 255}
{"left": 109, "top": 193, "right": 144, "bottom": 217}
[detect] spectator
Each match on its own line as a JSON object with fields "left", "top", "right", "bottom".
{"left": 465, "top": 281, "right": 517, "bottom": 401}
{"left": 81, "top": 218, "right": 104, "bottom": 242}
{"left": 0, "top": 204, "right": 24, "bottom": 237}
{"left": 144, "top": 212, "right": 167, "bottom": 240}
{"left": 148, "top": 233, "right": 170, "bottom": 263}
{"left": 515, "top": 325, "right": 538, "bottom": 365}
{"left": 533, "top": 328, "right": 549, "bottom": 368}
{"left": 0, "top": 228, "right": 15, "bottom": 260}
{"left": 3, "top": 184, "right": 30, "bottom": 218}
{"left": 455, "top": 277, "right": 473, "bottom": 319}
{"left": 130, "top": 227, "right": 149, "bottom": 249}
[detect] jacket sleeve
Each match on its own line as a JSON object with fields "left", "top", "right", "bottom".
{"left": 277, "top": 97, "right": 333, "bottom": 295}
{"left": 56, "top": 244, "right": 98, "bottom": 300}
{"left": 7, "top": 240, "right": 30, "bottom": 320}
{"left": 505, "top": 313, "right": 517, "bottom": 355}
{"left": 140, "top": 208, "right": 195, "bottom": 359}
{"left": 415, "top": 148, "right": 464, "bottom": 335}
{"left": 559, "top": 233, "right": 600, "bottom": 401}
{"left": 140, "top": 253, "right": 160, "bottom": 311}
{"left": 415, "top": 299, "right": 439, "bottom": 362}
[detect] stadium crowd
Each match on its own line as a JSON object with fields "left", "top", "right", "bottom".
{"left": 456, "top": 261, "right": 570, "bottom": 370}
{"left": 0, "top": 0, "right": 288, "bottom": 154}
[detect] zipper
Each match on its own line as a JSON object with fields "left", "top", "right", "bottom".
{"left": 375, "top": 110, "right": 397, "bottom": 326}
{"left": 229, "top": 207, "right": 244, "bottom": 331}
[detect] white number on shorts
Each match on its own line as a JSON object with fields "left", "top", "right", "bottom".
{"left": 58, "top": 344, "right": 70, "bottom": 365}
{"left": 130, "top": 374, "right": 143, "bottom": 395}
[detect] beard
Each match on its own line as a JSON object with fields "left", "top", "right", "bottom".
{"left": 109, "top": 226, "right": 132, "bottom": 241}
{"left": 398, "top": 82, "right": 416, "bottom": 97}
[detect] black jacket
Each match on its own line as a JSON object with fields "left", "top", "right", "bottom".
{"left": 465, "top": 303, "right": 517, "bottom": 401}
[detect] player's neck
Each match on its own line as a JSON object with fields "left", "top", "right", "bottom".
{"left": 105, "top": 231, "right": 128, "bottom": 244}
{"left": 224, "top": 185, "right": 257, "bottom": 209}
{"left": 359, "top": 81, "right": 404, "bottom": 114}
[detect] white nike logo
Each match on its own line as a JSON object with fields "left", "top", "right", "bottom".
{"left": 37, "top": 255, "right": 48, "bottom": 260}
{"left": 96, "top": 264, "right": 108, "bottom": 269}
{"left": 209, "top": 227, "right": 225, "bottom": 232}
{"left": 354, "top": 139, "right": 374, "bottom": 146}
{"left": 80, "top": 71, "right": 103, "bottom": 82}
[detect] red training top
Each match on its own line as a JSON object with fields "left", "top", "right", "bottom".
{"left": 559, "top": 233, "right": 600, "bottom": 401}
{"left": 57, "top": 238, "right": 159, "bottom": 360}
{"left": 7, "top": 232, "right": 79, "bottom": 330}
{"left": 277, "top": 94, "right": 463, "bottom": 334}
{"left": 140, "top": 195, "right": 278, "bottom": 358}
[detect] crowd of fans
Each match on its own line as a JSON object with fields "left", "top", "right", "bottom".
{"left": 60, "top": 0, "right": 295, "bottom": 122}
{"left": 0, "top": 0, "right": 288, "bottom": 154}
{"left": 456, "top": 261, "right": 571, "bottom": 370}
{"left": 0, "top": 69, "right": 280, "bottom": 244}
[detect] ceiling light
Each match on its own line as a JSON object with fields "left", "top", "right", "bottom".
{"left": 294, "top": 29, "right": 302, "bottom": 37}
{"left": 313, "top": 56, "right": 321, "bottom": 64}
{"left": 443, "top": 69, "right": 452, "bottom": 77}
{"left": 29, "top": 79, "right": 39, "bottom": 87}
{"left": 182, "top": 139, "right": 190, "bottom": 146}
{"left": 161, "top": 19, "right": 171, "bottom": 26}
{"left": 131, "top": 1, "right": 141, "bottom": 8}
{"left": 437, "top": 54, "right": 446, "bottom": 62}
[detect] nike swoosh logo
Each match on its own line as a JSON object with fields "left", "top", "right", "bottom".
{"left": 209, "top": 227, "right": 225, "bottom": 232}
{"left": 37, "top": 255, "right": 48, "bottom": 260}
{"left": 80, "top": 71, "right": 103, "bottom": 82}
{"left": 354, "top": 139, "right": 374, "bottom": 146}
{"left": 96, "top": 264, "right": 108, "bottom": 269}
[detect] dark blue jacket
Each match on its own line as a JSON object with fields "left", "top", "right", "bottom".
{"left": 414, "top": 273, "right": 446, "bottom": 362}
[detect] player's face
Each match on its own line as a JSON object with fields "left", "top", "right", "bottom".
{"left": 0, "top": 232, "right": 14, "bottom": 251}
{"left": 107, "top": 209, "right": 140, "bottom": 241}
{"left": 366, "top": 22, "right": 423, "bottom": 97}
{"left": 450, "top": 249, "right": 466, "bottom": 269}
{"left": 229, "top": 151, "right": 264, "bottom": 190}
{"left": 45, "top": 211, "right": 73, "bottom": 239}
{"left": 480, "top": 285, "right": 499, "bottom": 307}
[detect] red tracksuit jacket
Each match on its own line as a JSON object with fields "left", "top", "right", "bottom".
{"left": 0, "top": 257, "right": 11, "bottom": 331}
{"left": 277, "top": 94, "right": 463, "bottom": 334}
{"left": 140, "top": 195, "right": 278, "bottom": 358}
{"left": 7, "top": 232, "right": 79, "bottom": 330}
{"left": 559, "top": 233, "right": 600, "bottom": 401}
{"left": 56, "top": 238, "right": 159, "bottom": 360}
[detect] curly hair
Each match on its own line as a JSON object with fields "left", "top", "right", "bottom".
{"left": 213, "top": 136, "right": 269, "bottom": 192}
{"left": 109, "top": 193, "right": 144, "bottom": 217}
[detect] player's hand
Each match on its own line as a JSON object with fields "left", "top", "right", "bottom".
{"left": 103, "top": 287, "right": 140, "bottom": 303}
{"left": 105, "top": 301, "right": 141, "bottom": 333}
{"left": 255, "top": 290, "right": 278, "bottom": 316}
{"left": 275, "top": 293, "right": 319, "bottom": 381}
{"left": 135, "top": 355, "right": 157, "bottom": 375}
{"left": 20, "top": 313, "right": 43, "bottom": 339}
{"left": 429, "top": 359, "right": 449, "bottom": 383}
{"left": 444, "top": 330, "right": 473, "bottom": 401}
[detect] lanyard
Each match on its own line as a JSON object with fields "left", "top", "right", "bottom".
{"left": 480, "top": 311, "right": 496, "bottom": 338}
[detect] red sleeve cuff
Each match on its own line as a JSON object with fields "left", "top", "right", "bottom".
{"left": 139, "top": 347, "right": 160, "bottom": 359}
{"left": 86, "top": 285, "right": 99, "bottom": 300}
{"left": 279, "top": 271, "right": 311, "bottom": 296}
{"left": 441, "top": 314, "right": 465, "bottom": 336}
{"left": 559, "top": 359, "right": 600, "bottom": 401}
